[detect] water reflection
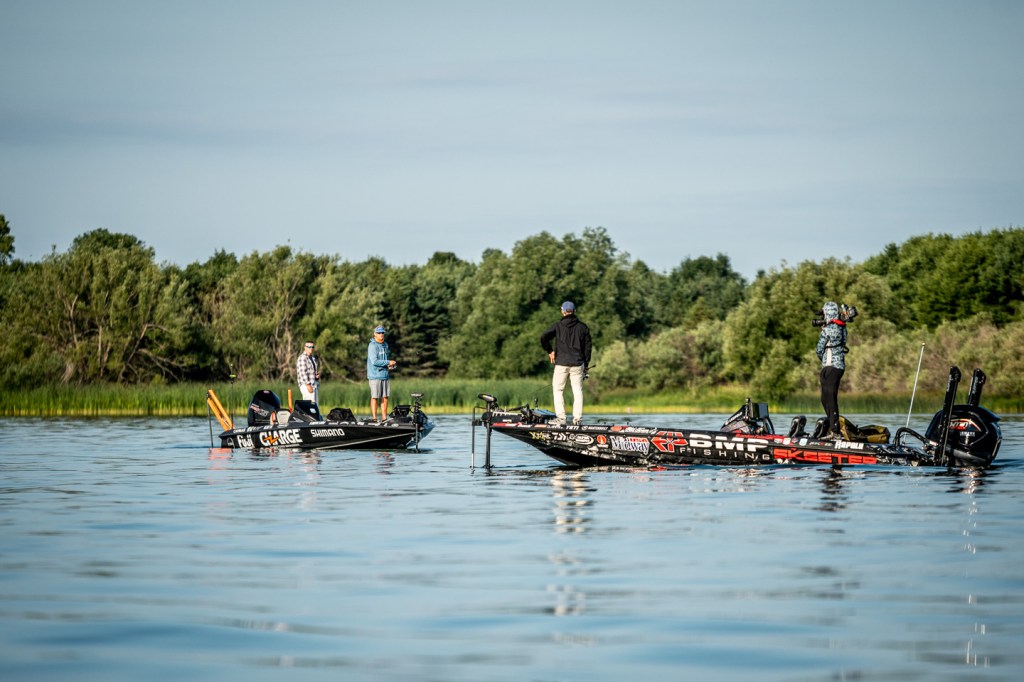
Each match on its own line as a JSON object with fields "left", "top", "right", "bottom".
{"left": 548, "top": 471, "right": 593, "bottom": 617}
{"left": 943, "top": 467, "right": 988, "bottom": 495}
{"left": 817, "top": 466, "right": 850, "bottom": 513}
{"left": 546, "top": 554, "right": 588, "bottom": 616}
{"left": 373, "top": 451, "right": 396, "bottom": 474}
{"left": 549, "top": 470, "right": 592, "bottom": 535}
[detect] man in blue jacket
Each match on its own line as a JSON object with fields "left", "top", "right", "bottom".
{"left": 367, "top": 325, "right": 397, "bottom": 421}
{"left": 540, "top": 301, "right": 592, "bottom": 425}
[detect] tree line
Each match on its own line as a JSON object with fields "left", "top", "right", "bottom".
{"left": 2, "top": 214, "right": 1022, "bottom": 400}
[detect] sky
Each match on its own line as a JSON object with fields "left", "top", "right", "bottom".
{"left": 2, "top": 0, "right": 1022, "bottom": 280}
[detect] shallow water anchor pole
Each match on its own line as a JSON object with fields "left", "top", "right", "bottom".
{"left": 470, "top": 406, "right": 478, "bottom": 468}
{"left": 207, "top": 402, "right": 215, "bottom": 447}
{"left": 485, "top": 420, "right": 493, "bottom": 469}
{"left": 905, "top": 343, "right": 926, "bottom": 428}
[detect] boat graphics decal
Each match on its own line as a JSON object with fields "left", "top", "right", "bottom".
{"left": 310, "top": 428, "right": 347, "bottom": 438}
{"left": 260, "top": 429, "right": 302, "bottom": 447}
{"left": 609, "top": 435, "right": 650, "bottom": 453}
{"left": 652, "top": 432, "right": 688, "bottom": 453}
{"left": 609, "top": 425, "right": 659, "bottom": 435}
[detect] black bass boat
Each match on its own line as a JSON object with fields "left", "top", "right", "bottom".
{"left": 472, "top": 366, "right": 1001, "bottom": 469}
{"left": 206, "top": 388, "right": 434, "bottom": 451}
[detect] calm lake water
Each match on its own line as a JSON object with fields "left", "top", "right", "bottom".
{"left": 2, "top": 411, "right": 1023, "bottom": 681}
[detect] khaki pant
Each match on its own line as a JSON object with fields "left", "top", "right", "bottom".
{"left": 300, "top": 383, "right": 319, "bottom": 405}
{"left": 552, "top": 365, "right": 584, "bottom": 424}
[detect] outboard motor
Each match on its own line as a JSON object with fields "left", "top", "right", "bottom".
{"left": 919, "top": 367, "right": 1002, "bottom": 466}
{"left": 247, "top": 390, "right": 282, "bottom": 427}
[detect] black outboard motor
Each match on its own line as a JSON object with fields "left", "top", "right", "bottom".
{"left": 247, "top": 390, "right": 282, "bottom": 427}
{"left": 919, "top": 367, "right": 1002, "bottom": 467}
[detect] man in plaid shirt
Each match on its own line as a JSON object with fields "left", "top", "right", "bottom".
{"left": 296, "top": 341, "right": 320, "bottom": 405}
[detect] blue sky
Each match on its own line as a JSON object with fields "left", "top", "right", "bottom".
{"left": 2, "top": 0, "right": 1022, "bottom": 280}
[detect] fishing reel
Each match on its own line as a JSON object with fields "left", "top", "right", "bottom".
{"left": 812, "top": 304, "right": 858, "bottom": 327}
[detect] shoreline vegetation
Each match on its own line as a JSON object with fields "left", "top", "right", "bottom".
{"left": 3, "top": 222, "right": 1022, "bottom": 416}
{"left": 2, "top": 379, "right": 1020, "bottom": 418}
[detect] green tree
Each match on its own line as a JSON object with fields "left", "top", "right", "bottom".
{"left": 721, "top": 258, "right": 898, "bottom": 398}
{"left": 212, "top": 246, "right": 327, "bottom": 381}
{"left": 179, "top": 250, "right": 239, "bottom": 379}
{"left": 658, "top": 253, "right": 746, "bottom": 326}
{"left": 440, "top": 228, "right": 654, "bottom": 379}
{"left": 18, "top": 229, "right": 193, "bottom": 384}
{"left": 0, "top": 214, "right": 13, "bottom": 265}
{"left": 863, "top": 228, "right": 1024, "bottom": 327}
{"left": 382, "top": 252, "right": 475, "bottom": 376}
{"left": 303, "top": 258, "right": 388, "bottom": 382}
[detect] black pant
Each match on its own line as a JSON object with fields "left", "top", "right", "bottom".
{"left": 820, "top": 366, "right": 845, "bottom": 434}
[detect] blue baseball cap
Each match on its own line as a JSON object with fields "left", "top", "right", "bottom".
{"left": 374, "top": 326, "right": 386, "bottom": 334}
{"left": 561, "top": 301, "right": 576, "bottom": 313}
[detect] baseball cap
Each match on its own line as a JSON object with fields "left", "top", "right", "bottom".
{"left": 561, "top": 301, "right": 576, "bottom": 313}
{"left": 374, "top": 326, "right": 386, "bottom": 334}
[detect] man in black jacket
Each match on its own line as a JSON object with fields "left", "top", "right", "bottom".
{"left": 540, "top": 301, "right": 592, "bottom": 425}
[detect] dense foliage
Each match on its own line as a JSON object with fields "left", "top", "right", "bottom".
{"left": 2, "top": 213, "right": 1022, "bottom": 400}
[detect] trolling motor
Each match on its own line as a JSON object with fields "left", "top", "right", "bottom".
{"left": 471, "top": 394, "right": 499, "bottom": 469}
{"left": 470, "top": 393, "right": 556, "bottom": 468}
{"left": 895, "top": 367, "right": 1002, "bottom": 467}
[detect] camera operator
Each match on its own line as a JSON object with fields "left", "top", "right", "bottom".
{"left": 815, "top": 301, "right": 849, "bottom": 439}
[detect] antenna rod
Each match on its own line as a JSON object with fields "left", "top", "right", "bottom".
{"left": 906, "top": 343, "right": 925, "bottom": 428}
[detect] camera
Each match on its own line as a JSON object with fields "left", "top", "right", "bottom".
{"left": 812, "top": 304, "right": 858, "bottom": 327}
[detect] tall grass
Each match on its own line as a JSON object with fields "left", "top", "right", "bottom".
{"left": 2, "top": 378, "right": 1020, "bottom": 416}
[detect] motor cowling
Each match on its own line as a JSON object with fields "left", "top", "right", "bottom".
{"left": 924, "top": 404, "right": 1002, "bottom": 466}
{"left": 247, "top": 390, "right": 282, "bottom": 427}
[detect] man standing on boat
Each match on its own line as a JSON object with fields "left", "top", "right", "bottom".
{"left": 540, "top": 301, "right": 592, "bottom": 425}
{"left": 297, "top": 340, "right": 320, "bottom": 405}
{"left": 367, "top": 325, "right": 397, "bottom": 422}
{"left": 816, "top": 301, "right": 848, "bottom": 439}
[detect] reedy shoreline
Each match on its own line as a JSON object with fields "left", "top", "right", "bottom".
{"left": 3, "top": 379, "right": 1019, "bottom": 417}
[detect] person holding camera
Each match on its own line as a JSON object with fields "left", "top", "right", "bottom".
{"left": 816, "top": 301, "right": 848, "bottom": 439}
{"left": 540, "top": 300, "right": 592, "bottom": 426}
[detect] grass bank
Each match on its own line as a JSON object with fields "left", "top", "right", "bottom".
{"left": 2, "top": 378, "right": 1020, "bottom": 417}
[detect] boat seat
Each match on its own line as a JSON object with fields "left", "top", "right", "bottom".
{"left": 327, "top": 407, "right": 356, "bottom": 422}
{"left": 274, "top": 410, "right": 291, "bottom": 425}
{"left": 289, "top": 400, "right": 322, "bottom": 423}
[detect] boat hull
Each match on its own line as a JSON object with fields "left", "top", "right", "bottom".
{"left": 219, "top": 419, "right": 434, "bottom": 451}
{"left": 487, "top": 421, "right": 985, "bottom": 468}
